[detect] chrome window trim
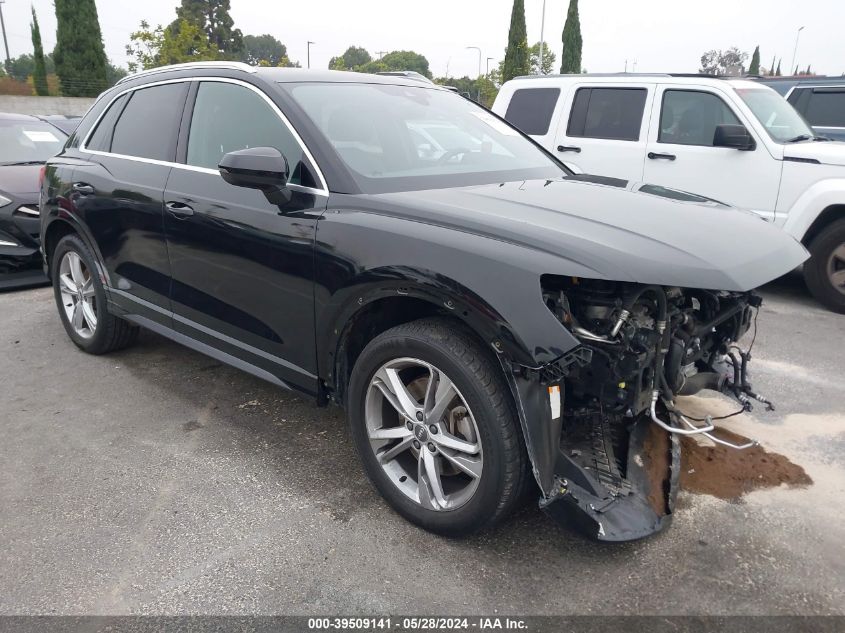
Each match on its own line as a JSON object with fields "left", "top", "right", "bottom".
{"left": 79, "top": 76, "right": 329, "bottom": 197}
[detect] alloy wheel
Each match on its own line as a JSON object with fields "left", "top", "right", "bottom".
{"left": 364, "top": 357, "right": 483, "bottom": 511}
{"left": 58, "top": 251, "right": 97, "bottom": 339}
{"left": 827, "top": 242, "right": 845, "bottom": 297}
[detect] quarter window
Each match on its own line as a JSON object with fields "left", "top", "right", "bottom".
{"left": 566, "top": 87, "right": 647, "bottom": 141}
{"left": 659, "top": 90, "right": 740, "bottom": 146}
{"left": 85, "top": 93, "right": 128, "bottom": 152}
{"left": 110, "top": 83, "right": 188, "bottom": 161}
{"left": 186, "top": 81, "right": 308, "bottom": 186}
{"left": 504, "top": 88, "right": 560, "bottom": 135}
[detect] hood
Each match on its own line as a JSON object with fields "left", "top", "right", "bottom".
{"left": 0, "top": 165, "right": 41, "bottom": 195}
{"left": 783, "top": 140, "right": 845, "bottom": 167}
{"left": 372, "top": 177, "right": 808, "bottom": 291}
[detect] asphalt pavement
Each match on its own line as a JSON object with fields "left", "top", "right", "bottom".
{"left": 0, "top": 274, "right": 843, "bottom": 615}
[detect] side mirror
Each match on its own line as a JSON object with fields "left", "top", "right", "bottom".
{"left": 713, "top": 124, "right": 755, "bottom": 151}
{"left": 219, "top": 147, "right": 289, "bottom": 190}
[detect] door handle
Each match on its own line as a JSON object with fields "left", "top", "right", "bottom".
{"left": 72, "top": 182, "right": 94, "bottom": 195}
{"left": 557, "top": 145, "right": 582, "bottom": 153}
{"left": 647, "top": 152, "right": 676, "bottom": 161}
{"left": 165, "top": 201, "right": 194, "bottom": 218}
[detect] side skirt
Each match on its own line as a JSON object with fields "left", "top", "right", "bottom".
{"left": 123, "top": 313, "right": 293, "bottom": 392}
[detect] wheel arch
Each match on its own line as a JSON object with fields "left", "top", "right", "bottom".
{"left": 324, "top": 280, "right": 518, "bottom": 407}
{"left": 802, "top": 203, "right": 845, "bottom": 247}
{"left": 42, "top": 215, "right": 110, "bottom": 288}
{"left": 42, "top": 218, "right": 78, "bottom": 277}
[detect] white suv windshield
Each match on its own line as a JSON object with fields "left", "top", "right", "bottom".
{"left": 735, "top": 88, "right": 815, "bottom": 143}
{"left": 284, "top": 82, "right": 562, "bottom": 193}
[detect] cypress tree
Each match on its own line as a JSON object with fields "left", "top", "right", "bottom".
{"left": 748, "top": 45, "right": 760, "bottom": 75}
{"left": 769, "top": 56, "right": 776, "bottom": 76}
{"left": 502, "top": 0, "right": 530, "bottom": 82}
{"left": 30, "top": 7, "right": 48, "bottom": 96}
{"left": 54, "top": 0, "right": 108, "bottom": 97}
{"left": 775, "top": 59, "right": 782, "bottom": 76}
{"left": 560, "top": 0, "right": 582, "bottom": 74}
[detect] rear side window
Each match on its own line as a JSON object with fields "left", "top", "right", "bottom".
{"left": 504, "top": 88, "right": 560, "bottom": 135}
{"left": 110, "top": 83, "right": 188, "bottom": 161}
{"left": 566, "top": 87, "right": 647, "bottom": 141}
{"left": 804, "top": 89, "right": 845, "bottom": 127}
{"left": 85, "top": 93, "right": 128, "bottom": 152}
{"left": 659, "top": 90, "right": 740, "bottom": 146}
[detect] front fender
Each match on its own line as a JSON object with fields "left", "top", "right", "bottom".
{"left": 314, "top": 204, "right": 589, "bottom": 373}
{"left": 781, "top": 176, "right": 845, "bottom": 240}
{"left": 314, "top": 202, "right": 594, "bottom": 495}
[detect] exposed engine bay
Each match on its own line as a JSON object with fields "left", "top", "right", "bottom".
{"left": 536, "top": 276, "right": 773, "bottom": 541}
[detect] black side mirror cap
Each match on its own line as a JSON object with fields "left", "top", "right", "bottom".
{"left": 219, "top": 147, "right": 290, "bottom": 190}
{"left": 713, "top": 124, "right": 756, "bottom": 151}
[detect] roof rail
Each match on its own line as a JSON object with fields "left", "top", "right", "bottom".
{"left": 117, "top": 61, "right": 257, "bottom": 85}
{"left": 512, "top": 72, "right": 738, "bottom": 81}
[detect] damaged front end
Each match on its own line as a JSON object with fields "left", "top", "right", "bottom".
{"left": 505, "top": 276, "right": 773, "bottom": 542}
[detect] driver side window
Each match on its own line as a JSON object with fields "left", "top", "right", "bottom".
{"left": 659, "top": 90, "right": 740, "bottom": 147}
{"left": 186, "top": 81, "right": 312, "bottom": 186}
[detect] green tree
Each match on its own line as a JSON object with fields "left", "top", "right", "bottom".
{"left": 359, "top": 50, "right": 431, "bottom": 77}
{"left": 5, "top": 53, "right": 54, "bottom": 83}
{"left": 699, "top": 47, "right": 748, "bottom": 75}
{"left": 54, "top": 0, "right": 109, "bottom": 97}
{"left": 106, "top": 62, "right": 128, "bottom": 86}
{"left": 769, "top": 55, "right": 776, "bottom": 76}
{"left": 435, "top": 75, "right": 499, "bottom": 107}
{"left": 126, "top": 19, "right": 219, "bottom": 72}
{"left": 530, "top": 41, "right": 556, "bottom": 75}
{"left": 560, "top": 0, "right": 582, "bottom": 74}
{"left": 30, "top": 7, "right": 48, "bottom": 95}
{"left": 170, "top": 0, "right": 243, "bottom": 58}
{"left": 502, "top": 0, "right": 530, "bottom": 82}
{"left": 749, "top": 45, "right": 760, "bottom": 75}
{"left": 329, "top": 46, "right": 372, "bottom": 71}
{"left": 242, "top": 34, "right": 287, "bottom": 66}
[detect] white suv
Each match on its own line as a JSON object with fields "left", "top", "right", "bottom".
{"left": 492, "top": 73, "right": 845, "bottom": 312}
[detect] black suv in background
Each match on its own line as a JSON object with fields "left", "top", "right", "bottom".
{"left": 41, "top": 62, "right": 805, "bottom": 541}
{"left": 1, "top": 112, "right": 67, "bottom": 288}
{"left": 755, "top": 76, "right": 845, "bottom": 140}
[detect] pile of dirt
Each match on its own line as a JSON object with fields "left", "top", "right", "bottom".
{"left": 641, "top": 422, "right": 671, "bottom": 516}
{"left": 680, "top": 429, "right": 812, "bottom": 500}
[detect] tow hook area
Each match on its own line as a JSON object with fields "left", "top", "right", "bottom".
{"left": 540, "top": 415, "right": 681, "bottom": 542}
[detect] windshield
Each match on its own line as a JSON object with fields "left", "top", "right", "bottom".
{"left": 283, "top": 82, "right": 563, "bottom": 193}
{"left": 0, "top": 119, "right": 67, "bottom": 164}
{"left": 735, "top": 88, "right": 815, "bottom": 143}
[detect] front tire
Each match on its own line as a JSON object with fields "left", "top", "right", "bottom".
{"left": 347, "top": 318, "right": 530, "bottom": 536}
{"left": 51, "top": 234, "right": 139, "bottom": 354}
{"left": 804, "top": 219, "right": 845, "bottom": 314}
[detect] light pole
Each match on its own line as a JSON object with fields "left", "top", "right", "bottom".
{"left": 466, "top": 46, "right": 482, "bottom": 102}
{"left": 538, "top": 0, "right": 547, "bottom": 74}
{"left": 307, "top": 41, "right": 315, "bottom": 69}
{"left": 466, "top": 46, "right": 482, "bottom": 78}
{"left": 486, "top": 57, "right": 494, "bottom": 76}
{"left": 790, "top": 26, "right": 805, "bottom": 76}
{"left": 0, "top": 0, "right": 11, "bottom": 72}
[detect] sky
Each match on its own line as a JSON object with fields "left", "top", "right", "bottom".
{"left": 2, "top": 0, "right": 844, "bottom": 78}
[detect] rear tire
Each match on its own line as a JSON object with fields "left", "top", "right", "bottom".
{"left": 51, "top": 234, "right": 139, "bottom": 354}
{"left": 804, "top": 219, "right": 845, "bottom": 314}
{"left": 347, "top": 317, "right": 530, "bottom": 536}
